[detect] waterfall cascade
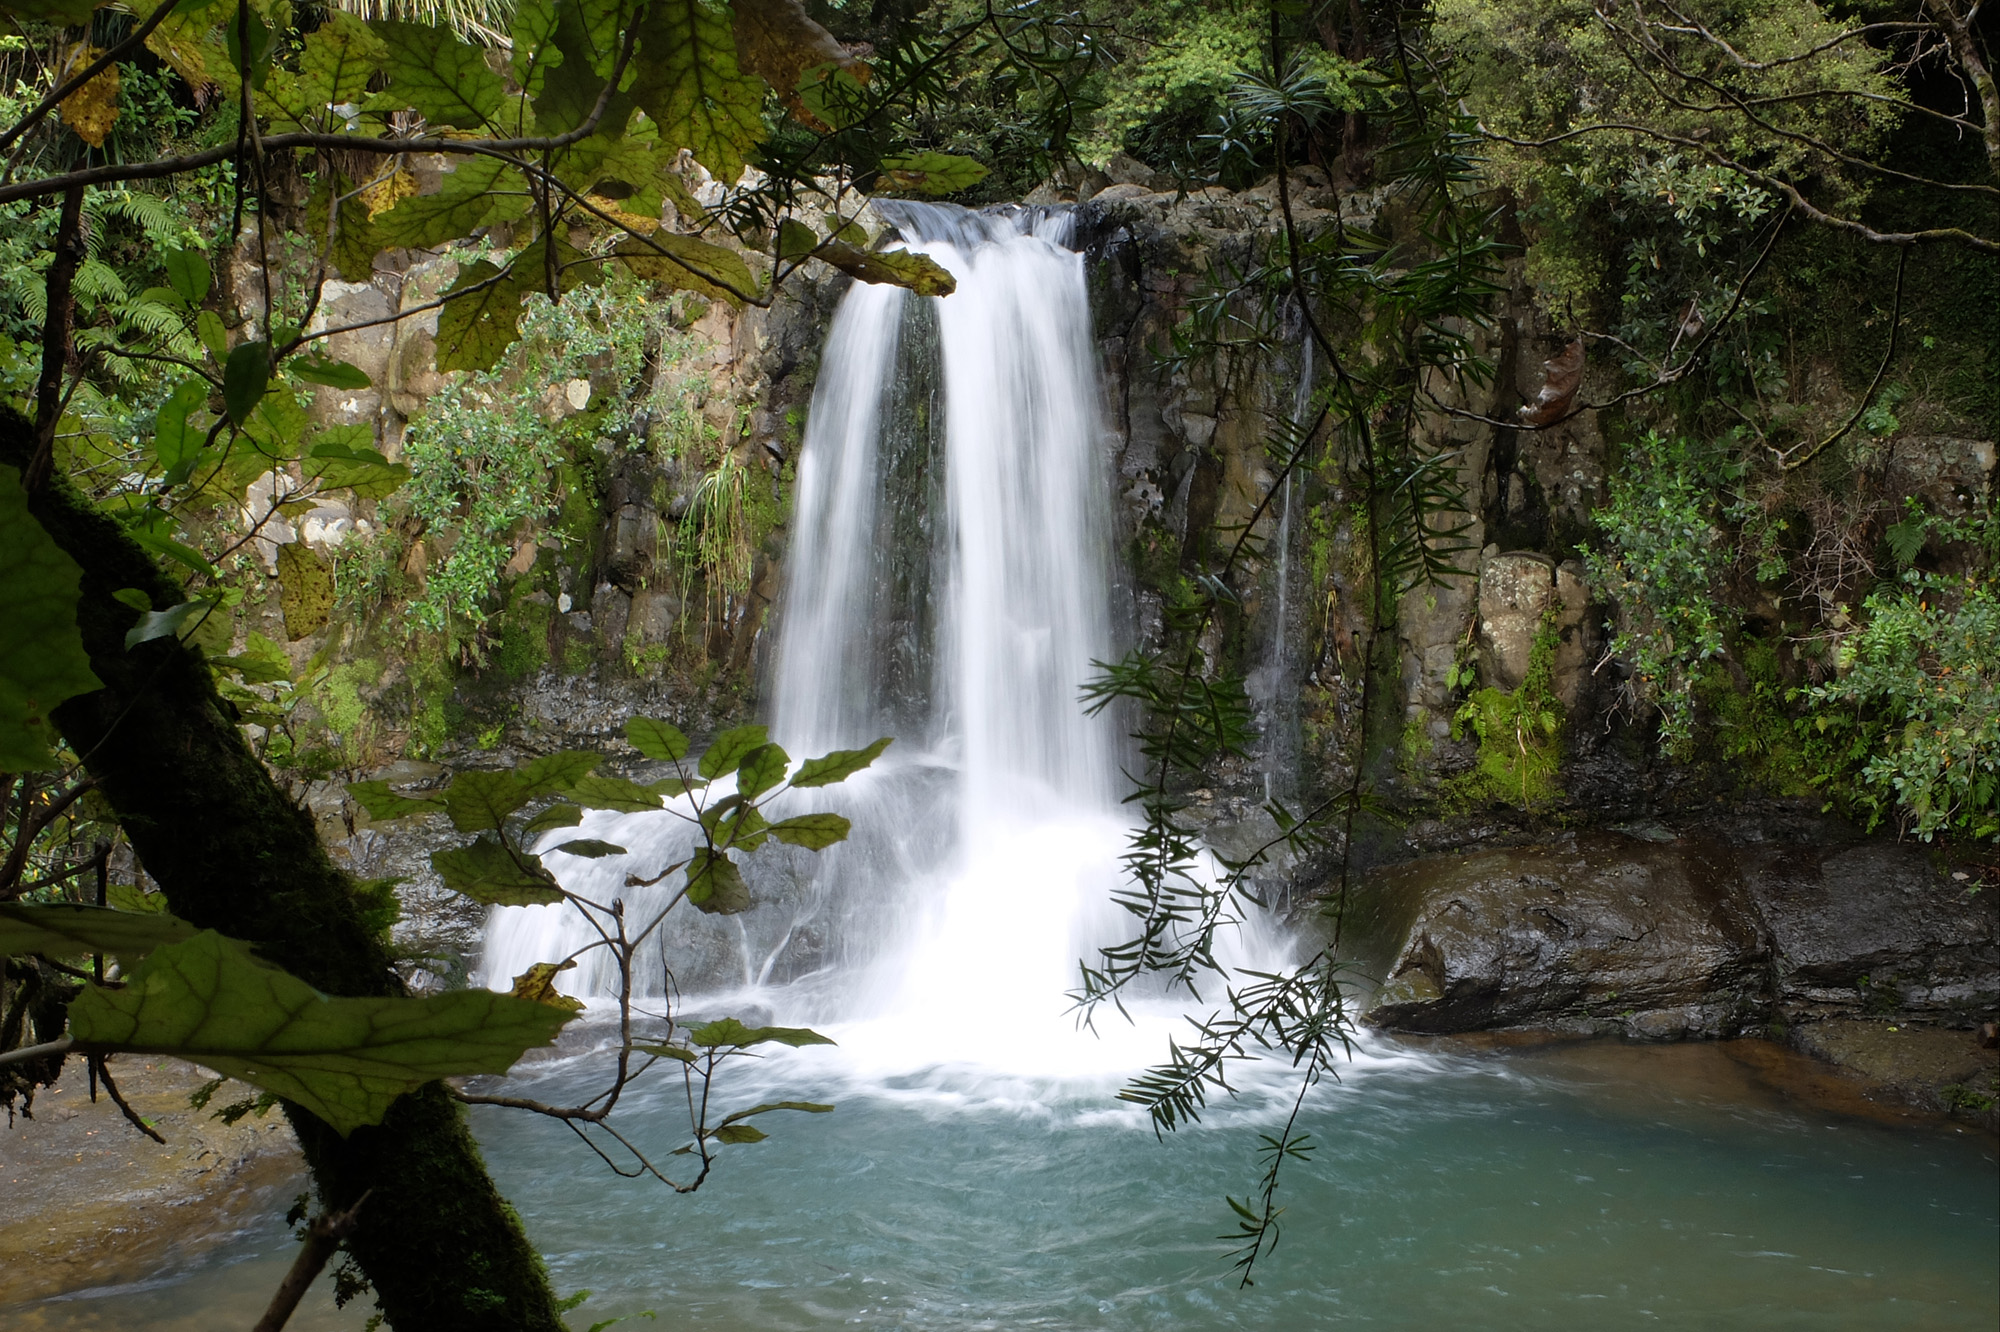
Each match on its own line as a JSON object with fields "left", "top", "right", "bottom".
{"left": 483, "top": 203, "right": 1288, "bottom": 1079}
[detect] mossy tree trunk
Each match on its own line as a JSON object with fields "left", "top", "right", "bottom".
{"left": 4, "top": 410, "right": 565, "bottom": 1331}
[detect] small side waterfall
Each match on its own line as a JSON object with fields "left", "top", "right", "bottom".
{"left": 484, "top": 204, "right": 1287, "bottom": 1079}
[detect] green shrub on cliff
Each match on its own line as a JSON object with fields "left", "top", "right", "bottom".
{"left": 1585, "top": 432, "right": 1737, "bottom": 753}
{"left": 1808, "top": 564, "right": 2000, "bottom": 842}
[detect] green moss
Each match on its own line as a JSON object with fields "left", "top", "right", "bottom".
{"left": 1445, "top": 610, "right": 1564, "bottom": 808}
{"left": 1692, "top": 638, "right": 1817, "bottom": 797}
{"left": 406, "top": 639, "right": 457, "bottom": 759}
{"left": 490, "top": 593, "right": 553, "bottom": 680}
{"left": 560, "top": 635, "right": 595, "bottom": 677}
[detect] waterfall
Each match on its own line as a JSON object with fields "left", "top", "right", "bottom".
{"left": 483, "top": 204, "right": 1287, "bottom": 1079}
{"left": 1257, "top": 334, "right": 1314, "bottom": 804}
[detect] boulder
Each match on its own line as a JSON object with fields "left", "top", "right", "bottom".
{"left": 1358, "top": 826, "right": 2000, "bottom": 1041}
{"left": 1475, "top": 549, "right": 1589, "bottom": 704}
{"left": 1359, "top": 834, "right": 1769, "bottom": 1039}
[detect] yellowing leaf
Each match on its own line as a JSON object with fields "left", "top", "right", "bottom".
{"left": 731, "top": 0, "right": 869, "bottom": 130}
{"left": 358, "top": 166, "right": 418, "bottom": 218}
{"left": 510, "top": 959, "right": 586, "bottom": 1014}
{"left": 612, "top": 232, "right": 758, "bottom": 306}
{"left": 276, "top": 542, "right": 333, "bottom": 640}
{"left": 587, "top": 194, "right": 662, "bottom": 234}
{"left": 434, "top": 258, "right": 524, "bottom": 374}
{"left": 0, "top": 466, "right": 103, "bottom": 769}
{"left": 879, "top": 152, "right": 990, "bottom": 197}
{"left": 817, "top": 241, "right": 956, "bottom": 297}
{"left": 58, "top": 48, "right": 119, "bottom": 148}
{"left": 68, "top": 931, "right": 573, "bottom": 1136}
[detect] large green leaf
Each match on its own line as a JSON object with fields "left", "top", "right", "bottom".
{"left": 0, "top": 902, "right": 196, "bottom": 963}
{"left": 432, "top": 833, "right": 566, "bottom": 905}
{"left": 222, "top": 341, "right": 271, "bottom": 426}
{"left": 687, "top": 1017, "right": 834, "bottom": 1049}
{"left": 375, "top": 21, "right": 505, "bottom": 129}
{"left": 291, "top": 355, "right": 371, "bottom": 390}
{"left": 256, "top": 13, "right": 385, "bottom": 131}
{"left": 509, "top": 0, "right": 565, "bottom": 97}
{"left": 308, "top": 433, "right": 411, "bottom": 500}
{"left": 0, "top": 466, "right": 103, "bottom": 769}
{"left": 791, "top": 736, "right": 892, "bottom": 788}
{"left": 611, "top": 233, "right": 758, "bottom": 307}
{"left": 68, "top": 931, "right": 572, "bottom": 1136}
{"left": 520, "top": 749, "right": 602, "bottom": 797}
{"left": 684, "top": 847, "right": 750, "bottom": 914}
{"left": 570, "top": 774, "right": 663, "bottom": 812}
{"left": 632, "top": 0, "right": 766, "bottom": 183}
{"left": 163, "top": 249, "right": 211, "bottom": 306}
{"left": 735, "top": 742, "right": 789, "bottom": 799}
{"left": 444, "top": 769, "right": 531, "bottom": 832}
{"left": 816, "top": 242, "right": 956, "bottom": 297}
{"left": 434, "top": 259, "right": 524, "bottom": 374}
{"left": 879, "top": 152, "right": 990, "bottom": 196}
{"left": 765, "top": 812, "right": 851, "bottom": 849}
{"left": 532, "top": 0, "right": 630, "bottom": 132}
{"left": 698, "top": 723, "right": 769, "bottom": 779}
{"left": 150, "top": 377, "right": 209, "bottom": 480}
{"left": 347, "top": 778, "right": 444, "bottom": 821}
{"left": 522, "top": 802, "right": 585, "bottom": 835}
{"left": 374, "top": 158, "right": 526, "bottom": 250}
{"left": 625, "top": 715, "right": 690, "bottom": 762}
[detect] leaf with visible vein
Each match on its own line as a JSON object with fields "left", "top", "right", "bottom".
{"left": 432, "top": 834, "right": 565, "bottom": 905}
{"left": 625, "top": 715, "right": 690, "bottom": 761}
{"left": 444, "top": 769, "right": 531, "bottom": 832}
{"left": 375, "top": 159, "right": 527, "bottom": 250}
{"left": 791, "top": 736, "right": 892, "bottom": 788}
{"left": 698, "top": 723, "right": 769, "bottom": 779}
{"left": 0, "top": 902, "right": 196, "bottom": 964}
{"left": 523, "top": 803, "right": 585, "bottom": 835}
{"left": 570, "top": 774, "right": 664, "bottom": 812}
{"left": 375, "top": 22, "right": 505, "bottom": 129}
{"left": 611, "top": 233, "right": 758, "bottom": 307}
{"left": 632, "top": 0, "right": 765, "bottom": 183}
{"left": 685, "top": 848, "right": 750, "bottom": 914}
{"left": 0, "top": 466, "right": 103, "bottom": 769}
{"left": 520, "top": 749, "right": 602, "bottom": 797}
{"left": 434, "top": 259, "right": 524, "bottom": 374}
{"left": 735, "top": 742, "right": 789, "bottom": 799}
{"left": 766, "top": 812, "right": 851, "bottom": 849}
{"left": 69, "top": 931, "right": 572, "bottom": 1136}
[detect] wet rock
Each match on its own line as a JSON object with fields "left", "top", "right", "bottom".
{"left": 1359, "top": 834, "right": 1769, "bottom": 1039}
{"left": 1738, "top": 839, "right": 1998, "bottom": 1023}
{"left": 1358, "top": 825, "right": 2000, "bottom": 1043}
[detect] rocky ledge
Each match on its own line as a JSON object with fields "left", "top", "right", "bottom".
{"left": 1348, "top": 818, "right": 1999, "bottom": 1127}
